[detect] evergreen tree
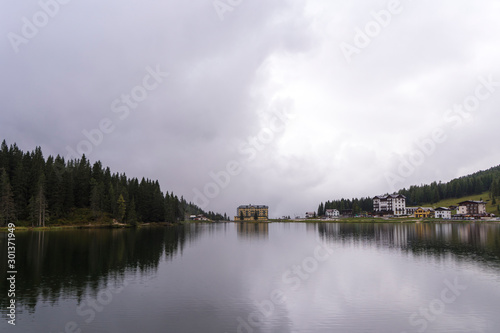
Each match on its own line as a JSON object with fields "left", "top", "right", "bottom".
{"left": 318, "top": 202, "right": 324, "bottom": 217}
{"left": 116, "top": 194, "right": 126, "bottom": 222}
{"left": 31, "top": 174, "right": 48, "bottom": 227}
{"left": 62, "top": 169, "right": 75, "bottom": 212}
{"left": 127, "top": 198, "right": 138, "bottom": 226}
{"left": 0, "top": 168, "right": 16, "bottom": 226}
{"left": 28, "top": 196, "right": 36, "bottom": 227}
{"left": 90, "top": 178, "right": 104, "bottom": 219}
{"left": 46, "top": 156, "right": 64, "bottom": 217}
{"left": 164, "top": 193, "right": 175, "bottom": 222}
{"left": 12, "top": 160, "right": 27, "bottom": 220}
{"left": 74, "top": 155, "right": 91, "bottom": 207}
{"left": 107, "top": 183, "right": 116, "bottom": 217}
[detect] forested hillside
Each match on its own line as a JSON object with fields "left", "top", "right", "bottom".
{"left": 318, "top": 165, "right": 500, "bottom": 216}
{"left": 0, "top": 140, "right": 225, "bottom": 227}
{"left": 399, "top": 165, "right": 500, "bottom": 206}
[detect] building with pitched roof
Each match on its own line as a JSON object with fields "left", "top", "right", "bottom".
{"left": 435, "top": 207, "right": 451, "bottom": 219}
{"left": 457, "top": 200, "right": 486, "bottom": 216}
{"left": 373, "top": 194, "right": 406, "bottom": 216}
{"left": 235, "top": 204, "right": 269, "bottom": 221}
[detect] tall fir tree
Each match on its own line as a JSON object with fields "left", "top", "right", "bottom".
{"left": 127, "top": 198, "right": 138, "bottom": 226}
{"left": 116, "top": 194, "right": 126, "bottom": 222}
{"left": 0, "top": 168, "right": 16, "bottom": 226}
{"left": 29, "top": 174, "right": 48, "bottom": 227}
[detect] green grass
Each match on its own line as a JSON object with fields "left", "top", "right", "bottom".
{"left": 420, "top": 191, "right": 499, "bottom": 215}
{"left": 269, "top": 217, "right": 420, "bottom": 223}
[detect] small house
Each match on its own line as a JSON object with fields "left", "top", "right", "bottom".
{"left": 435, "top": 207, "right": 451, "bottom": 219}
{"left": 325, "top": 209, "right": 340, "bottom": 218}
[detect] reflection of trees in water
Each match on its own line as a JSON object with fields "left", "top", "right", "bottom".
{"left": 0, "top": 225, "right": 203, "bottom": 312}
{"left": 237, "top": 222, "right": 269, "bottom": 239}
{"left": 317, "top": 223, "right": 500, "bottom": 262}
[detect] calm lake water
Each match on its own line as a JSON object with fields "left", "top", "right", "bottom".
{"left": 1, "top": 222, "right": 500, "bottom": 333}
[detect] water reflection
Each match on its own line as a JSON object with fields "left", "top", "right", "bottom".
{"left": 237, "top": 222, "right": 269, "bottom": 239}
{"left": 1, "top": 221, "right": 500, "bottom": 327}
{"left": 317, "top": 222, "right": 500, "bottom": 263}
{"left": 0, "top": 225, "right": 202, "bottom": 312}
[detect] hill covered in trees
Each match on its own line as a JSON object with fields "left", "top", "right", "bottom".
{"left": 318, "top": 164, "right": 500, "bottom": 216}
{"left": 0, "top": 140, "right": 227, "bottom": 227}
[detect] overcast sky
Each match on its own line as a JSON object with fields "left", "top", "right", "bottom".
{"left": 1, "top": 0, "right": 499, "bottom": 218}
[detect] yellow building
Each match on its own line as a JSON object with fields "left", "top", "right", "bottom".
{"left": 414, "top": 207, "right": 434, "bottom": 218}
{"left": 235, "top": 204, "right": 269, "bottom": 221}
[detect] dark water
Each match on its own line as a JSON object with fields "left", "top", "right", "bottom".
{"left": 1, "top": 222, "right": 500, "bottom": 333}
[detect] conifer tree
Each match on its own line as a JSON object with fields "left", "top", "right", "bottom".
{"left": 90, "top": 178, "right": 105, "bottom": 219}
{"left": 164, "top": 192, "right": 175, "bottom": 222}
{"left": 116, "top": 194, "right": 126, "bottom": 222}
{"left": 127, "top": 198, "right": 138, "bottom": 226}
{"left": 0, "top": 168, "right": 16, "bottom": 226}
{"left": 30, "top": 174, "right": 48, "bottom": 227}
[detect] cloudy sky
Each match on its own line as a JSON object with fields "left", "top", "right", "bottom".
{"left": 1, "top": 0, "right": 499, "bottom": 218}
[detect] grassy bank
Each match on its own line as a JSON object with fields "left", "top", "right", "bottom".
{"left": 268, "top": 217, "right": 419, "bottom": 223}
{"left": 0, "top": 208, "right": 184, "bottom": 232}
{"left": 268, "top": 217, "right": 498, "bottom": 223}
{"left": 420, "top": 191, "right": 499, "bottom": 215}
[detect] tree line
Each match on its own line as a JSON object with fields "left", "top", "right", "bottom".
{"left": 317, "top": 165, "right": 500, "bottom": 216}
{"left": 0, "top": 140, "right": 226, "bottom": 227}
{"left": 317, "top": 197, "right": 373, "bottom": 216}
{"left": 399, "top": 165, "right": 500, "bottom": 206}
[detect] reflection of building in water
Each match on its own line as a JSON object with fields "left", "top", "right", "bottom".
{"left": 237, "top": 222, "right": 269, "bottom": 239}
{"left": 235, "top": 204, "right": 269, "bottom": 221}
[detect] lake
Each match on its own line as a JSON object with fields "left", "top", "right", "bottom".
{"left": 1, "top": 222, "right": 500, "bottom": 333}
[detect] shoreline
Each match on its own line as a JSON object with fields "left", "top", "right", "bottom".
{"left": 0, "top": 221, "right": 180, "bottom": 232}
{"left": 2, "top": 218, "right": 498, "bottom": 232}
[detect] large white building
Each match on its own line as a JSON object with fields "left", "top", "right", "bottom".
{"left": 435, "top": 207, "right": 451, "bottom": 219}
{"left": 457, "top": 201, "right": 487, "bottom": 216}
{"left": 373, "top": 194, "right": 406, "bottom": 216}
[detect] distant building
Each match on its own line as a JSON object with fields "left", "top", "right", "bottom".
{"left": 341, "top": 209, "right": 353, "bottom": 217}
{"left": 406, "top": 207, "right": 419, "bottom": 216}
{"left": 414, "top": 207, "right": 434, "bottom": 218}
{"left": 235, "top": 204, "right": 269, "bottom": 221}
{"left": 325, "top": 209, "right": 340, "bottom": 218}
{"left": 435, "top": 207, "right": 451, "bottom": 219}
{"left": 457, "top": 201, "right": 487, "bottom": 216}
{"left": 373, "top": 194, "right": 406, "bottom": 216}
{"left": 305, "top": 212, "right": 316, "bottom": 218}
